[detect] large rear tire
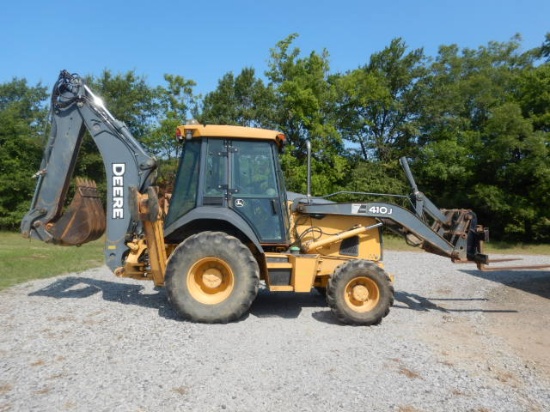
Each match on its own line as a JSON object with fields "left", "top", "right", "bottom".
{"left": 327, "top": 260, "right": 394, "bottom": 326}
{"left": 165, "top": 231, "right": 259, "bottom": 323}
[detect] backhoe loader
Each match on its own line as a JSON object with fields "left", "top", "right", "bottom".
{"left": 21, "top": 70, "right": 490, "bottom": 325}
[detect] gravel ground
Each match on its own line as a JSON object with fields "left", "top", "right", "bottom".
{"left": 1, "top": 251, "right": 549, "bottom": 412}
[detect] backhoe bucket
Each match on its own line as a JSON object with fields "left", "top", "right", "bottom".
{"left": 49, "top": 178, "right": 106, "bottom": 245}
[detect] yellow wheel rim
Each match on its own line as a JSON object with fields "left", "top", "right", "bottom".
{"left": 187, "top": 257, "right": 235, "bottom": 304}
{"left": 344, "top": 276, "right": 380, "bottom": 313}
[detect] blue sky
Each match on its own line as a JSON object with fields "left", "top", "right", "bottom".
{"left": 1, "top": 0, "right": 548, "bottom": 95}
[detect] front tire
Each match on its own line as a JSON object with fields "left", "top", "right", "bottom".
{"left": 165, "top": 231, "right": 259, "bottom": 323}
{"left": 327, "top": 260, "right": 394, "bottom": 326}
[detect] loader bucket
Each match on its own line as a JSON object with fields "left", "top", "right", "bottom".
{"left": 49, "top": 178, "right": 106, "bottom": 245}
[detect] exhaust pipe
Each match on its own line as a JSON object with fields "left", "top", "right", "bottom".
{"left": 306, "top": 140, "right": 312, "bottom": 204}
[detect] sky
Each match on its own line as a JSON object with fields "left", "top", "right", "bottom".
{"left": 1, "top": 0, "right": 548, "bottom": 96}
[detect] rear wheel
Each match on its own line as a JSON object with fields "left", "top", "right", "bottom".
{"left": 165, "top": 231, "right": 259, "bottom": 323}
{"left": 327, "top": 260, "right": 394, "bottom": 326}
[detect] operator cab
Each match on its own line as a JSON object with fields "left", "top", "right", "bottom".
{"left": 164, "top": 124, "right": 290, "bottom": 247}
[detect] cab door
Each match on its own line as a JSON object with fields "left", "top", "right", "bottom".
{"left": 229, "top": 140, "right": 288, "bottom": 244}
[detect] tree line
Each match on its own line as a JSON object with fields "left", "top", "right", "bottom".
{"left": 1, "top": 33, "right": 549, "bottom": 242}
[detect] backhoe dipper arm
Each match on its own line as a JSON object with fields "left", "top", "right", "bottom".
{"left": 21, "top": 70, "right": 158, "bottom": 271}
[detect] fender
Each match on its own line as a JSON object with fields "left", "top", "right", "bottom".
{"left": 164, "top": 206, "right": 264, "bottom": 254}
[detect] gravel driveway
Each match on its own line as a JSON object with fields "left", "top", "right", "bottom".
{"left": 1, "top": 251, "right": 549, "bottom": 412}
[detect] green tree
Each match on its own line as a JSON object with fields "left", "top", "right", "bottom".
{"left": 200, "top": 67, "right": 276, "bottom": 128}
{"left": 538, "top": 32, "right": 550, "bottom": 62}
{"left": 414, "top": 36, "right": 550, "bottom": 241}
{"left": 0, "top": 79, "right": 48, "bottom": 229}
{"left": 265, "top": 34, "right": 346, "bottom": 194}
{"left": 414, "top": 38, "right": 528, "bottom": 200}
{"left": 471, "top": 103, "right": 547, "bottom": 240}
{"left": 336, "top": 38, "right": 427, "bottom": 163}
{"left": 86, "top": 70, "right": 159, "bottom": 139}
{"left": 147, "top": 74, "right": 199, "bottom": 191}
{"left": 151, "top": 74, "right": 198, "bottom": 157}
{"left": 518, "top": 62, "right": 550, "bottom": 132}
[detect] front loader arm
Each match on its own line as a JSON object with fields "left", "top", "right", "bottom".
{"left": 295, "top": 201, "right": 484, "bottom": 262}
{"left": 21, "top": 71, "right": 158, "bottom": 272}
{"left": 293, "top": 157, "right": 488, "bottom": 264}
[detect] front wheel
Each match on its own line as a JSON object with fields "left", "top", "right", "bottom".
{"left": 327, "top": 260, "right": 394, "bottom": 326}
{"left": 165, "top": 231, "right": 259, "bottom": 323}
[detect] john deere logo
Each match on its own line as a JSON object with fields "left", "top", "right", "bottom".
{"left": 112, "top": 163, "right": 125, "bottom": 219}
{"left": 234, "top": 199, "right": 245, "bottom": 207}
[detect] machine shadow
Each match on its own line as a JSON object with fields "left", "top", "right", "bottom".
{"left": 28, "top": 276, "right": 180, "bottom": 320}
{"left": 393, "top": 291, "right": 517, "bottom": 314}
{"left": 460, "top": 269, "right": 550, "bottom": 300}
{"left": 249, "top": 288, "right": 331, "bottom": 321}
{"left": 29, "top": 278, "right": 335, "bottom": 324}
{"left": 29, "top": 275, "right": 523, "bottom": 325}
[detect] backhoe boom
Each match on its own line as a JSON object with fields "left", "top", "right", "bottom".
{"left": 21, "top": 71, "right": 158, "bottom": 271}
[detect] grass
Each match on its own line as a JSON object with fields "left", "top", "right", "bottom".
{"left": 1, "top": 231, "right": 548, "bottom": 291}
{"left": 0, "top": 232, "right": 104, "bottom": 291}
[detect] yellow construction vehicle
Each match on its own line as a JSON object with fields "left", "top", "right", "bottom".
{"left": 21, "top": 70, "right": 488, "bottom": 325}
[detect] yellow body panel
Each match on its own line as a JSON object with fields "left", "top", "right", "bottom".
{"left": 290, "top": 212, "right": 383, "bottom": 261}
{"left": 290, "top": 254, "right": 318, "bottom": 292}
{"left": 259, "top": 206, "right": 385, "bottom": 292}
{"left": 265, "top": 253, "right": 319, "bottom": 292}
{"left": 265, "top": 252, "right": 384, "bottom": 293}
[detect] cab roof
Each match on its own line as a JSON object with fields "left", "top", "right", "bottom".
{"left": 176, "top": 123, "right": 286, "bottom": 147}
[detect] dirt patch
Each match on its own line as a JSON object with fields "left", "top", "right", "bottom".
{"left": 409, "top": 264, "right": 550, "bottom": 385}
{"left": 484, "top": 274, "right": 550, "bottom": 377}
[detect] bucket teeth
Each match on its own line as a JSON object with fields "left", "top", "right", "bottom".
{"left": 75, "top": 178, "right": 101, "bottom": 198}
